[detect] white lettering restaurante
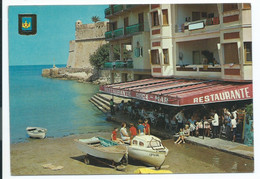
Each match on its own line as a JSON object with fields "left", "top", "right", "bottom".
{"left": 193, "top": 87, "right": 250, "bottom": 103}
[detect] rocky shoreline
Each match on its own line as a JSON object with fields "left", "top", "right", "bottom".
{"left": 42, "top": 67, "right": 109, "bottom": 85}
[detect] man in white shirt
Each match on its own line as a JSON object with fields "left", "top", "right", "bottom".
{"left": 231, "top": 116, "right": 237, "bottom": 142}
{"left": 211, "top": 111, "right": 219, "bottom": 139}
{"left": 175, "top": 109, "right": 186, "bottom": 133}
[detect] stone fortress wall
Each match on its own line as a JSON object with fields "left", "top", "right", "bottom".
{"left": 67, "top": 20, "right": 108, "bottom": 68}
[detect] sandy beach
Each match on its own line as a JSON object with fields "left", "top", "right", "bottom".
{"left": 10, "top": 132, "right": 254, "bottom": 175}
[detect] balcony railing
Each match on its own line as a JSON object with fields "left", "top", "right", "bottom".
{"left": 103, "top": 61, "right": 133, "bottom": 69}
{"left": 126, "top": 23, "right": 144, "bottom": 35}
{"left": 126, "top": 5, "right": 136, "bottom": 9}
{"left": 105, "top": 28, "right": 124, "bottom": 40}
{"left": 105, "top": 7, "right": 112, "bottom": 17}
{"left": 114, "top": 28, "right": 124, "bottom": 38}
{"left": 105, "top": 31, "right": 112, "bottom": 39}
{"left": 113, "top": 5, "right": 124, "bottom": 13}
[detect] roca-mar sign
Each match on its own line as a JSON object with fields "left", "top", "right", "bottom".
{"left": 101, "top": 83, "right": 252, "bottom": 106}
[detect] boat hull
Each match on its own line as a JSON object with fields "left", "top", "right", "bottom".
{"left": 128, "top": 146, "right": 166, "bottom": 167}
{"left": 75, "top": 139, "right": 127, "bottom": 163}
{"left": 26, "top": 127, "right": 47, "bottom": 139}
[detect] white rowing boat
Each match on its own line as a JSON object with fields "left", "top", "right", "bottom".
{"left": 74, "top": 137, "right": 128, "bottom": 165}
{"left": 26, "top": 127, "right": 47, "bottom": 139}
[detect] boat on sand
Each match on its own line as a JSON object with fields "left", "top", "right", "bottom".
{"left": 127, "top": 134, "right": 168, "bottom": 169}
{"left": 26, "top": 127, "right": 47, "bottom": 139}
{"left": 74, "top": 137, "right": 128, "bottom": 168}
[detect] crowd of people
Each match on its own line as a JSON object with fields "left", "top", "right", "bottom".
{"left": 111, "top": 119, "right": 151, "bottom": 144}
{"left": 112, "top": 99, "right": 250, "bottom": 144}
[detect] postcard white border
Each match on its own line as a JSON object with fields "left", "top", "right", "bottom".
{"left": 2, "top": 0, "right": 260, "bottom": 179}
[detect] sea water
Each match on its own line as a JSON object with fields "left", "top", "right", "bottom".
{"left": 9, "top": 65, "right": 117, "bottom": 143}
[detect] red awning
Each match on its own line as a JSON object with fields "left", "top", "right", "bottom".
{"left": 99, "top": 78, "right": 253, "bottom": 106}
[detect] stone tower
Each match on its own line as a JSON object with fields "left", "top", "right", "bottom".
{"left": 67, "top": 20, "right": 107, "bottom": 68}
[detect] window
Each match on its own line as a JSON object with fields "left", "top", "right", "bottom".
{"left": 124, "top": 17, "right": 128, "bottom": 34}
{"left": 224, "top": 43, "right": 239, "bottom": 64}
{"left": 151, "top": 11, "right": 160, "bottom": 27}
{"left": 134, "top": 47, "right": 143, "bottom": 57}
{"left": 193, "top": 51, "right": 201, "bottom": 64}
{"left": 138, "top": 13, "right": 144, "bottom": 31}
{"left": 163, "top": 49, "right": 169, "bottom": 64}
{"left": 244, "top": 42, "right": 252, "bottom": 62}
{"left": 139, "top": 141, "right": 144, "bottom": 147}
{"left": 201, "top": 12, "right": 207, "bottom": 18}
{"left": 162, "top": 9, "right": 169, "bottom": 25}
{"left": 133, "top": 140, "right": 137, "bottom": 145}
{"left": 242, "top": 3, "right": 251, "bottom": 10}
{"left": 151, "top": 49, "right": 160, "bottom": 64}
{"left": 109, "top": 22, "right": 117, "bottom": 31}
{"left": 192, "top": 12, "right": 200, "bottom": 21}
{"left": 223, "top": 4, "right": 238, "bottom": 12}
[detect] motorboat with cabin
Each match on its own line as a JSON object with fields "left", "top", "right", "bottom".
{"left": 127, "top": 134, "right": 168, "bottom": 169}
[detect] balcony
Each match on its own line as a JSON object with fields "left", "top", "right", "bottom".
{"left": 105, "top": 7, "right": 112, "bottom": 17}
{"left": 105, "top": 31, "right": 112, "bottom": 39}
{"left": 126, "top": 5, "right": 136, "bottom": 9}
{"left": 176, "top": 17, "right": 220, "bottom": 33}
{"left": 105, "top": 5, "right": 145, "bottom": 18}
{"left": 105, "top": 28, "right": 124, "bottom": 40}
{"left": 114, "top": 28, "right": 124, "bottom": 38}
{"left": 126, "top": 23, "right": 144, "bottom": 35}
{"left": 113, "top": 5, "right": 124, "bottom": 14}
{"left": 103, "top": 61, "right": 133, "bottom": 69}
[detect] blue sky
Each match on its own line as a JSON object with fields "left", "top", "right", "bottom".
{"left": 9, "top": 5, "right": 108, "bottom": 66}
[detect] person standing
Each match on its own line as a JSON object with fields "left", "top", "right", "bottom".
{"left": 129, "top": 123, "right": 137, "bottom": 139}
{"left": 110, "top": 99, "right": 115, "bottom": 115}
{"left": 211, "top": 110, "right": 219, "bottom": 139}
{"left": 231, "top": 114, "right": 237, "bottom": 142}
{"left": 175, "top": 109, "right": 186, "bottom": 134}
{"left": 137, "top": 120, "right": 145, "bottom": 135}
{"left": 143, "top": 119, "right": 151, "bottom": 135}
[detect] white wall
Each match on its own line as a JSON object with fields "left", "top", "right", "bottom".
{"left": 133, "top": 32, "right": 151, "bottom": 69}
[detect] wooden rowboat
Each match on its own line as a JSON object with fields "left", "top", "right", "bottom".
{"left": 26, "top": 127, "right": 47, "bottom": 139}
{"left": 74, "top": 137, "right": 128, "bottom": 167}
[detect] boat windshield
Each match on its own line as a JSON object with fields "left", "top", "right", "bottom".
{"left": 148, "top": 139, "right": 162, "bottom": 148}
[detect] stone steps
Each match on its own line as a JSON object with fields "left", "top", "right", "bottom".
{"left": 89, "top": 98, "right": 108, "bottom": 113}
{"left": 90, "top": 93, "right": 130, "bottom": 114}
{"left": 92, "top": 95, "right": 111, "bottom": 108}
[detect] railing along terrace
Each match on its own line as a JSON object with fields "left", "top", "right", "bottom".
{"left": 113, "top": 5, "right": 124, "bottom": 13}
{"left": 113, "top": 28, "right": 124, "bottom": 38}
{"left": 126, "top": 23, "right": 144, "bottom": 35}
{"left": 105, "top": 7, "right": 112, "bottom": 17}
{"left": 103, "top": 61, "right": 133, "bottom": 69}
{"left": 105, "top": 31, "right": 112, "bottom": 39}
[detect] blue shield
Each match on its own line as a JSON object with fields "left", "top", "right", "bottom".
{"left": 22, "top": 17, "right": 32, "bottom": 31}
